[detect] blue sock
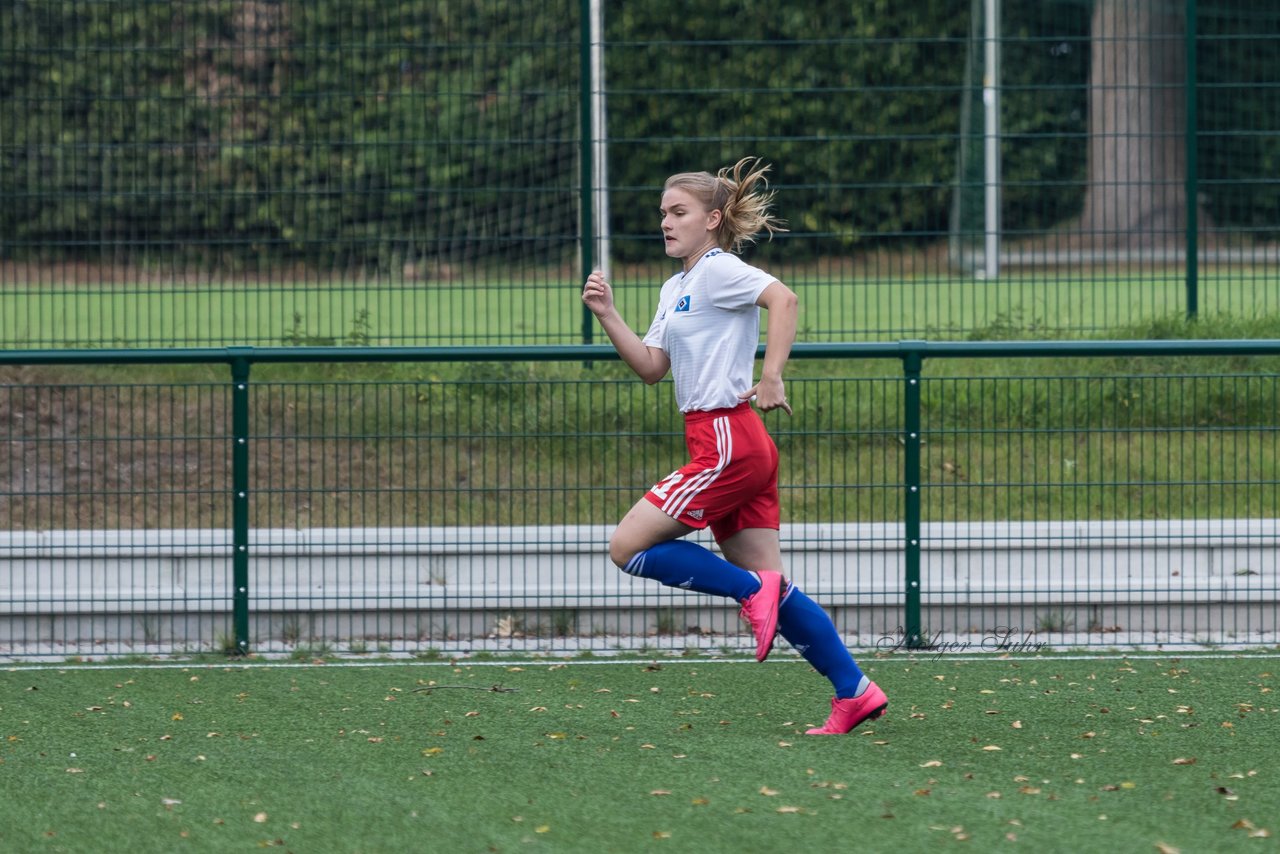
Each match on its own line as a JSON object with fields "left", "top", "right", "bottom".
{"left": 777, "top": 584, "right": 867, "bottom": 699}
{"left": 623, "top": 540, "right": 761, "bottom": 602}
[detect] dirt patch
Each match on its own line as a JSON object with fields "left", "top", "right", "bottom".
{"left": 0, "top": 367, "right": 229, "bottom": 529}
{"left": 0, "top": 366, "right": 463, "bottom": 531}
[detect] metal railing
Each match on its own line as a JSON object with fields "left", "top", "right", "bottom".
{"left": 1, "top": 340, "right": 1277, "bottom": 657}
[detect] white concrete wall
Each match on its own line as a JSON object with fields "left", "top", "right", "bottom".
{"left": 1, "top": 520, "right": 1276, "bottom": 647}
{"left": 2, "top": 520, "right": 1277, "bottom": 609}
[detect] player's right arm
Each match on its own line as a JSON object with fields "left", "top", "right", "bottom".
{"left": 582, "top": 271, "right": 670, "bottom": 384}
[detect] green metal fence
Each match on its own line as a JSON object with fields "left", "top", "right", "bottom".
{"left": 2, "top": 1, "right": 1278, "bottom": 347}
{"left": 1, "top": 341, "right": 1276, "bottom": 658}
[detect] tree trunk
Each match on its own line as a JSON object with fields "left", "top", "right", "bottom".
{"left": 1080, "top": 0, "right": 1190, "bottom": 248}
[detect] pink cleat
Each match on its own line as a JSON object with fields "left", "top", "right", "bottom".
{"left": 806, "top": 682, "right": 889, "bottom": 735}
{"left": 738, "top": 570, "right": 785, "bottom": 662}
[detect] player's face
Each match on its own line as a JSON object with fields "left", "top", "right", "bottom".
{"left": 660, "top": 187, "right": 720, "bottom": 263}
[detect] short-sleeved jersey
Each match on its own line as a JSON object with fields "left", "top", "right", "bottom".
{"left": 642, "top": 250, "right": 777, "bottom": 413}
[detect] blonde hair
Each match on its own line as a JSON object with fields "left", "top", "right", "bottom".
{"left": 663, "top": 156, "right": 788, "bottom": 252}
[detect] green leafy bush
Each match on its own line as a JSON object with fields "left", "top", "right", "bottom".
{"left": 1, "top": 1, "right": 1276, "bottom": 269}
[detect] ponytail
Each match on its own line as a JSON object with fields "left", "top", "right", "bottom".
{"left": 664, "top": 156, "right": 788, "bottom": 252}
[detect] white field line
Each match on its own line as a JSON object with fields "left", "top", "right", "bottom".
{"left": 6, "top": 650, "right": 1280, "bottom": 673}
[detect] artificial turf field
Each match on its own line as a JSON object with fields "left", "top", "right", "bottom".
{"left": 1, "top": 654, "right": 1277, "bottom": 853}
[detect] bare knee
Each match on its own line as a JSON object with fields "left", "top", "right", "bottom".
{"left": 608, "top": 499, "right": 692, "bottom": 570}
{"left": 608, "top": 532, "right": 637, "bottom": 570}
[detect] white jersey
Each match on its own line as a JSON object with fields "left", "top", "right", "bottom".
{"left": 642, "top": 250, "right": 777, "bottom": 413}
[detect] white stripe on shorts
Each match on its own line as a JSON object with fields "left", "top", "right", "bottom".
{"left": 661, "top": 414, "right": 732, "bottom": 520}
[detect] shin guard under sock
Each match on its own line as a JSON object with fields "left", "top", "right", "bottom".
{"left": 777, "top": 584, "right": 867, "bottom": 698}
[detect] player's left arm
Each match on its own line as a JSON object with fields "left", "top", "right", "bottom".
{"left": 741, "top": 280, "right": 797, "bottom": 415}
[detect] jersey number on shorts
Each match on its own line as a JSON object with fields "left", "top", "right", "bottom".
{"left": 650, "top": 471, "right": 684, "bottom": 501}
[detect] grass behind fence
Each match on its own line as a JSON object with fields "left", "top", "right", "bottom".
{"left": 0, "top": 655, "right": 1276, "bottom": 852}
{"left": 2, "top": 315, "right": 1277, "bottom": 530}
{"left": 2, "top": 271, "right": 1278, "bottom": 346}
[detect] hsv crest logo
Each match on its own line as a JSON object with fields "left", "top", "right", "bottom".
{"left": 675, "top": 294, "right": 692, "bottom": 312}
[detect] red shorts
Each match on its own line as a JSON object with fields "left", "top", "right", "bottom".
{"left": 644, "top": 402, "right": 781, "bottom": 542}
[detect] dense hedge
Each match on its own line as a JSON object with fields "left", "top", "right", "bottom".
{"left": 0, "top": 1, "right": 581, "bottom": 270}
{"left": 606, "top": 1, "right": 1111, "bottom": 259}
{"left": 0, "top": 1, "right": 1275, "bottom": 269}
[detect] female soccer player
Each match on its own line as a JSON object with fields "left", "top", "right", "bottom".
{"left": 581, "top": 157, "right": 887, "bottom": 735}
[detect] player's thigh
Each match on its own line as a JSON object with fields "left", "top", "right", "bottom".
{"left": 609, "top": 497, "right": 695, "bottom": 567}
{"left": 717, "top": 527, "right": 784, "bottom": 573}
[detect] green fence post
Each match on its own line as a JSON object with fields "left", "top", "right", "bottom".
{"left": 902, "top": 345, "right": 925, "bottom": 649}
{"left": 1185, "top": 0, "right": 1199, "bottom": 320}
{"left": 230, "top": 353, "right": 252, "bottom": 655}
{"left": 578, "top": 0, "right": 596, "bottom": 346}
